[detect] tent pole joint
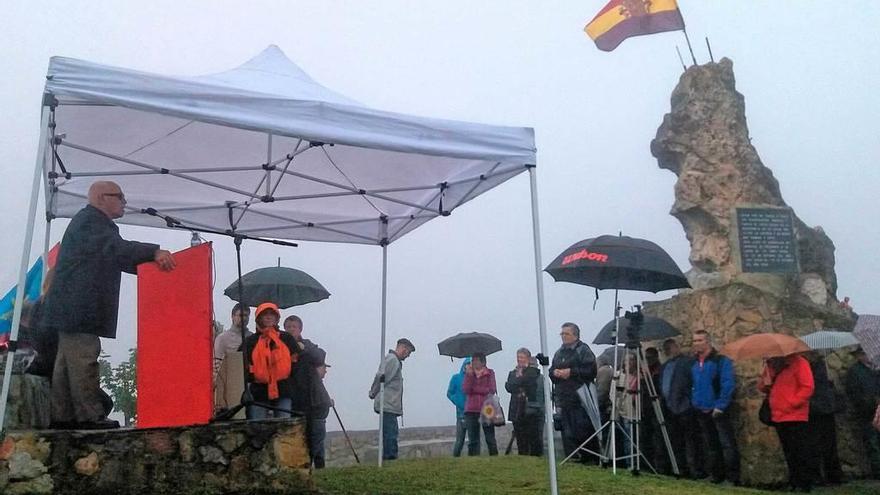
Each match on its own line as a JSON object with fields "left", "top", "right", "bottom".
{"left": 260, "top": 195, "right": 275, "bottom": 203}
{"left": 438, "top": 182, "right": 451, "bottom": 216}
{"left": 379, "top": 215, "right": 389, "bottom": 246}
{"left": 261, "top": 163, "right": 276, "bottom": 171}
{"left": 42, "top": 93, "right": 58, "bottom": 108}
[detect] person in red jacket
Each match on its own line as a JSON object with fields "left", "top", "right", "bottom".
{"left": 462, "top": 353, "right": 498, "bottom": 456}
{"left": 759, "top": 353, "right": 817, "bottom": 492}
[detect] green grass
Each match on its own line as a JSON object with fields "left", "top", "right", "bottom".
{"left": 314, "top": 456, "right": 880, "bottom": 495}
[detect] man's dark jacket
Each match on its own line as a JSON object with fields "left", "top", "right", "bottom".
{"left": 290, "top": 340, "right": 330, "bottom": 416}
{"left": 505, "top": 366, "right": 543, "bottom": 421}
{"left": 845, "top": 361, "right": 880, "bottom": 420}
{"left": 41, "top": 205, "right": 158, "bottom": 339}
{"left": 549, "top": 340, "right": 597, "bottom": 406}
{"left": 659, "top": 355, "right": 694, "bottom": 416}
{"left": 810, "top": 358, "right": 843, "bottom": 416}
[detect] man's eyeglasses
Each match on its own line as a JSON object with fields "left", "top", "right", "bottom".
{"left": 559, "top": 332, "right": 574, "bottom": 337}
{"left": 103, "top": 193, "right": 126, "bottom": 202}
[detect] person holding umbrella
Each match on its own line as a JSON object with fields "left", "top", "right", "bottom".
{"left": 804, "top": 352, "right": 844, "bottom": 485}
{"left": 462, "top": 352, "right": 499, "bottom": 456}
{"left": 758, "top": 353, "right": 817, "bottom": 492}
{"left": 243, "top": 302, "right": 297, "bottom": 419}
{"left": 505, "top": 348, "right": 544, "bottom": 456}
{"left": 550, "top": 322, "right": 598, "bottom": 463}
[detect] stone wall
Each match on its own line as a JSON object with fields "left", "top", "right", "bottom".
{"left": 0, "top": 420, "right": 313, "bottom": 495}
{"left": 325, "top": 423, "right": 565, "bottom": 467}
{"left": 0, "top": 370, "right": 51, "bottom": 430}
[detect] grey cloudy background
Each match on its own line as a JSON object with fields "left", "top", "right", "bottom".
{"left": 1, "top": 1, "right": 877, "bottom": 430}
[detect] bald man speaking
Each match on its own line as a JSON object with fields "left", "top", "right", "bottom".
{"left": 41, "top": 181, "right": 176, "bottom": 429}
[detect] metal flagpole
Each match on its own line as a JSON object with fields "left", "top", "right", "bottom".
{"left": 377, "top": 218, "right": 389, "bottom": 467}
{"left": 675, "top": 46, "right": 687, "bottom": 72}
{"left": 0, "top": 105, "right": 50, "bottom": 432}
{"left": 676, "top": 2, "right": 698, "bottom": 65}
{"left": 682, "top": 28, "right": 698, "bottom": 66}
{"left": 526, "top": 166, "right": 558, "bottom": 495}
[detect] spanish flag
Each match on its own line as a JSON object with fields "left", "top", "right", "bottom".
{"left": 585, "top": 0, "right": 685, "bottom": 52}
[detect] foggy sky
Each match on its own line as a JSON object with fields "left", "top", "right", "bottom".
{"left": 1, "top": 1, "right": 877, "bottom": 431}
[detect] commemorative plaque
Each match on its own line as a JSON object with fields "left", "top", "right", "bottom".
{"left": 736, "top": 207, "right": 798, "bottom": 273}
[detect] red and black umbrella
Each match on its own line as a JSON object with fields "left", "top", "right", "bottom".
{"left": 545, "top": 235, "right": 690, "bottom": 293}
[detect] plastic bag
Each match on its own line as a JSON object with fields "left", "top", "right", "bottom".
{"left": 480, "top": 394, "right": 506, "bottom": 426}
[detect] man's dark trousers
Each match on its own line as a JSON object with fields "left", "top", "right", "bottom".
{"left": 382, "top": 412, "right": 399, "bottom": 460}
{"left": 664, "top": 410, "right": 704, "bottom": 478}
{"left": 696, "top": 410, "right": 740, "bottom": 483}
{"left": 809, "top": 413, "right": 843, "bottom": 483}
{"left": 776, "top": 421, "right": 820, "bottom": 491}
{"left": 51, "top": 332, "right": 104, "bottom": 424}
{"left": 307, "top": 415, "right": 327, "bottom": 468}
{"left": 560, "top": 404, "right": 596, "bottom": 462}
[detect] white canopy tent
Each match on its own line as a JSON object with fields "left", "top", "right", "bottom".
{"left": 1, "top": 46, "right": 559, "bottom": 493}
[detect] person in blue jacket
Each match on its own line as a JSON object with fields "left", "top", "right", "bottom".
{"left": 691, "top": 330, "right": 740, "bottom": 485}
{"left": 447, "top": 358, "right": 471, "bottom": 457}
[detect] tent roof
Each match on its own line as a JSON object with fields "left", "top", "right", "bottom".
{"left": 42, "top": 45, "right": 536, "bottom": 245}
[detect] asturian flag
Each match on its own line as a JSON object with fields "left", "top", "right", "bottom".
{"left": 585, "top": 0, "right": 685, "bottom": 52}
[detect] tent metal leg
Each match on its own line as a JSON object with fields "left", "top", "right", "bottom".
{"left": 0, "top": 106, "right": 50, "bottom": 432}
{"left": 527, "top": 166, "right": 559, "bottom": 495}
{"left": 42, "top": 220, "right": 52, "bottom": 279}
{"left": 377, "top": 241, "right": 388, "bottom": 467}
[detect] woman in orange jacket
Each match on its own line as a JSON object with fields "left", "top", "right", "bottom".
{"left": 244, "top": 302, "right": 298, "bottom": 419}
{"left": 759, "top": 354, "right": 817, "bottom": 492}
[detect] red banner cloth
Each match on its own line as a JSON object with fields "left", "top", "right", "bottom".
{"left": 136, "top": 243, "right": 214, "bottom": 428}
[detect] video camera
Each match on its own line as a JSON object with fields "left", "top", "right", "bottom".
{"left": 623, "top": 305, "right": 643, "bottom": 346}
{"left": 623, "top": 305, "right": 643, "bottom": 325}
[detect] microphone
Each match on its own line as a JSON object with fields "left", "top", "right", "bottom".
{"left": 141, "top": 207, "right": 180, "bottom": 227}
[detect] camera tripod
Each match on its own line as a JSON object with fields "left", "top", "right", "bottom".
{"left": 560, "top": 303, "right": 680, "bottom": 476}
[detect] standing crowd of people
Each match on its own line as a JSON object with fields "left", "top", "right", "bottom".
{"left": 212, "top": 302, "right": 334, "bottom": 470}
{"left": 17, "top": 179, "right": 880, "bottom": 488}
{"left": 441, "top": 323, "right": 880, "bottom": 493}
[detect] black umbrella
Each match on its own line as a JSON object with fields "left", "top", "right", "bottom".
{"left": 597, "top": 346, "right": 626, "bottom": 368}
{"left": 545, "top": 235, "right": 690, "bottom": 293}
{"left": 437, "top": 332, "right": 502, "bottom": 358}
{"left": 224, "top": 266, "right": 330, "bottom": 309}
{"left": 593, "top": 315, "right": 680, "bottom": 345}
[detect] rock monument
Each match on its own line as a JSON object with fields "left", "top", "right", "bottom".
{"left": 645, "top": 58, "right": 860, "bottom": 485}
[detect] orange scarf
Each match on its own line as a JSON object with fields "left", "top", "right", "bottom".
{"left": 249, "top": 326, "right": 293, "bottom": 400}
